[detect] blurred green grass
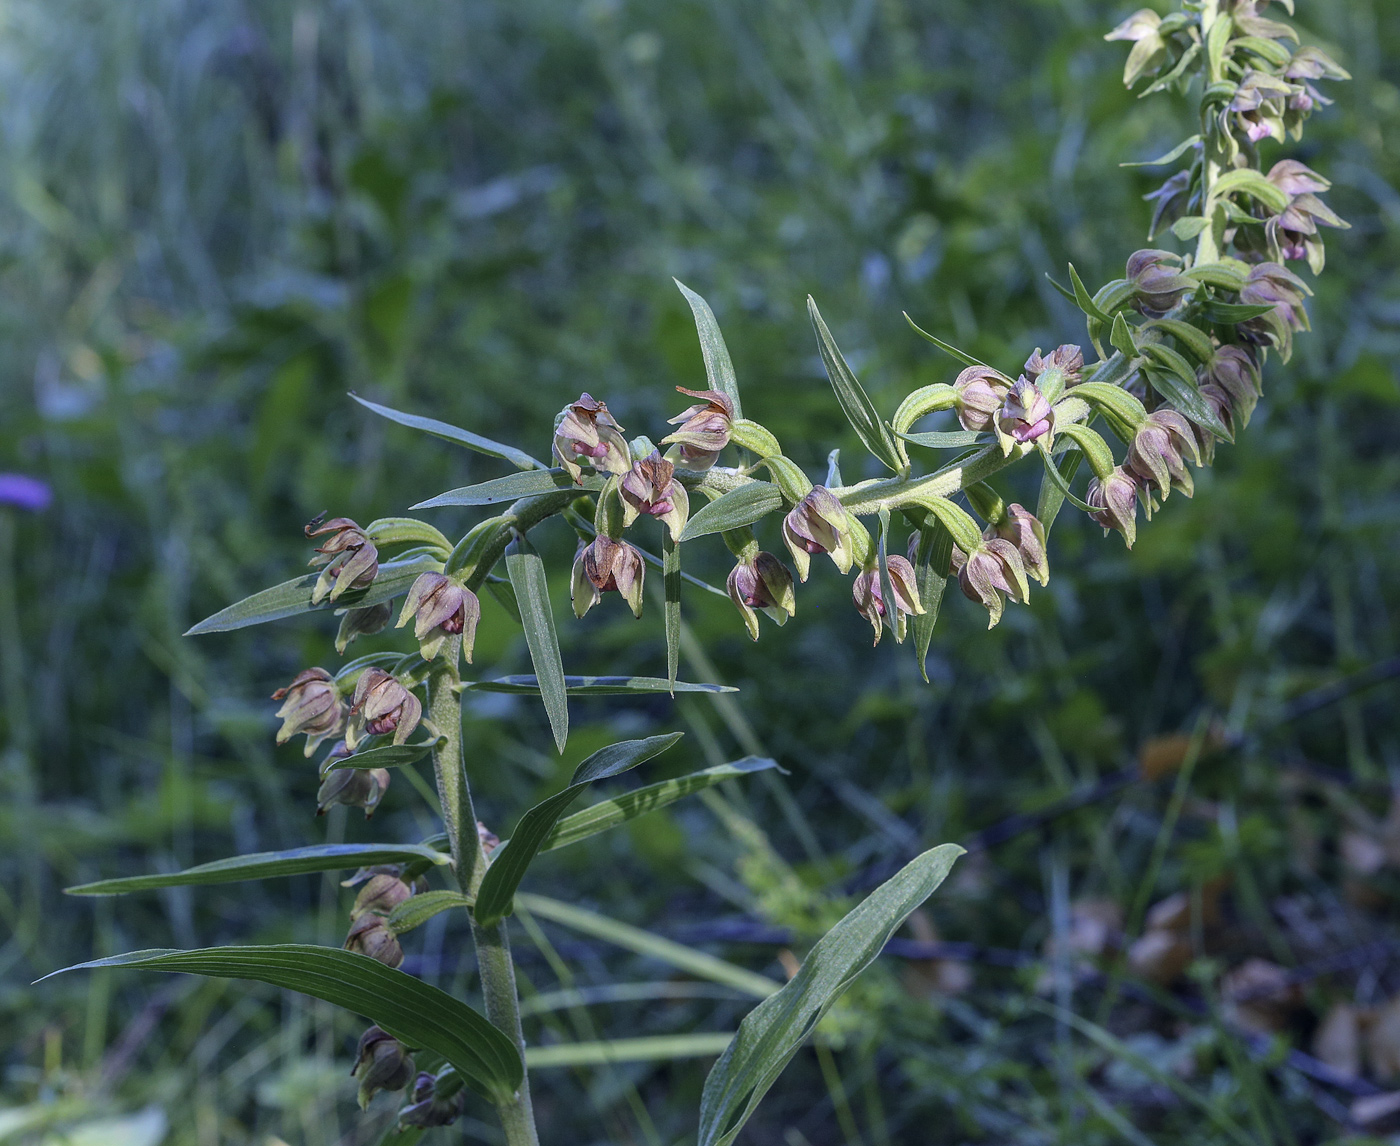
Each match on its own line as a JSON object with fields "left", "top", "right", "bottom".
{"left": 2, "top": 0, "right": 1399, "bottom": 1142}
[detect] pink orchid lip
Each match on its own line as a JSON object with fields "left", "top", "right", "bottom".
{"left": 1012, "top": 418, "right": 1052, "bottom": 443}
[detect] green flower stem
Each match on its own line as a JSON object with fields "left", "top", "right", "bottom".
{"left": 1196, "top": 0, "right": 1225, "bottom": 265}
{"left": 832, "top": 442, "right": 1026, "bottom": 517}
{"left": 427, "top": 635, "right": 539, "bottom": 1145}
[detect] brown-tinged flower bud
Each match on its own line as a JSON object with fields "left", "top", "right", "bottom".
{"left": 619, "top": 450, "right": 689, "bottom": 542}
{"left": 1023, "top": 345, "right": 1084, "bottom": 391}
{"left": 1264, "top": 180, "right": 1347, "bottom": 274}
{"left": 316, "top": 766, "right": 391, "bottom": 817}
{"left": 1228, "top": 68, "right": 1292, "bottom": 144}
{"left": 1104, "top": 9, "right": 1166, "bottom": 86}
{"left": 1240, "top": 262, "right": 1310, "bottom": 359}
{"left": 272, "top": 668, "right": 346, "bottom": 757}
{"left": 1126, "top": 250, "right": 1194, "bottom": 317}
{"left": 1282, "top": 46, "right": 1347, "bottom": 136}
{"left": 344, "top": 914, "right": 404, "bottom": 968}
{"left": 398, "top": 1071, "right": 464, "bottom": 1128}
{"left": 1086, "top": 467, "right": 1141, "bottom": 549}
{"left": 347, "top": 669, "right": 422, "bottom": 749}
{"left": 570, "top": 535, "right": 645, "bottom": 619}
{"left": 994, "top": 377, "right": 1054, "bottom": 454}
{"left": 661, "top": 388, "right": 734, "bottom": 471}
{"left": 852, "top": 556, "right": 924, "bottom": 645}
{"left": 952, "top": 365, "right": 1012, "bottom": 433}
{"left": 1196, "top": 345, "right": 1261, "bottom": 434}
{"left": 1126, "top": 409, "right": 1199, "bottom": 500}
{"left": 352, "top": 1027, "right": 414, "bottom": 1110}
{"left": 396, "top": 572, "right": 481, "bottom": 663}
{"left": 782, "top": 486, "right": 855, "bottom": 581}
{"left": 477, "top": 820, "right": 500, "bottom": 857}
{"left": 335, "top": 603, "right": 391, "bottom": 655}
{"left": 992, "top": 504, "right": 1049, "bottom": 587}
{"left": 1266, "top": 159, "right": 1330, "bottom": 199}
{"left": 956, "top": 540, "right": 1029, "bottom": 629}
{"left": 727, "top": 552, "right": 796, "bottom": 640}
{"left": 350, "top": 873, "right": 415, "bottom": 921}
{"left": 306, "top": 516, "right": 379, "bottom": 605}
{"left": 553, "top": 393, "right": 632, "bottom": 483}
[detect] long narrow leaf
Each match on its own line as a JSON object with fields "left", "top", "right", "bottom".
{"left": 65, "top": 843, "right": 451, "bottom": 896}
{"left": 675, "top": 280, "right": 743, "bottom": 419}
{"left": 527, "top": 1034, "right": 735, "bottom": 1069}
{"left": 679, "top": 483, "right": 784, "bottom": 543}
{"left": 808, "top": 298, "right": 903, "bottom": 472}
{"left": 516, "top": 893, "right": 779, "bottom": 999}
{"left": 185, "top": 555, "right": 440, "bottom": 636}
{"left": 541, "top": 756, "right": 781, "bottom": 852}
{"left": 462, "top": 675, "right": 735, "bottom": 696}
{"left": 664, "top": 533, "right": 681, "bottom": 692}
{"left": 897, "top": 429, "right": 985, "bottom": 450}
{"left": 504, "top": 537, "right": 569, "bottom": 752}
{"left": 697, "top": 844, "right": 964, "bottom": 1146}
{"left": 38, "top": 945, "right": 523, "bottom": 1100}
{"left": 908, "top": 514, "right": 953, "bottom": 684}
{"left": 323, "top": 741, "right": 441, "bottom": 771}
{"left": 386, "top": 890, "right": 474, "bottom": 935}
{"left": 351, "top": 394, "right": 543, "bottom": 471}
{"left": 902, "top": 313, "right": 990, "bottom": 369}
{"left": 411, "top": 469, "right": 601, "bottom": 510}
{"left": 474, "top": 734, "right": 684, "bottom": 926}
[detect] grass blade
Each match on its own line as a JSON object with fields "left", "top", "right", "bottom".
{"left": 462, "top": 675, "right": 735, "bottom": 696}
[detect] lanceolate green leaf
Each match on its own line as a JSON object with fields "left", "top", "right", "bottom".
{"left": 876, "top": 509, "right": 900, "bottom": 644}
{"left": 386, "top": 890, "right": 474, "bottom": 935}
{"left": 1146, "top": 366, "right": 1233, "bottom": 441}
{"left": 1036, "top": 442, "right": 1088, "bottom": 526}
{"left": 1118, "top": 134, "right": 1201, "bottom": 167}
{"left": 1068, "top": 263, "right": 1114, "bottom": 324}
{"left": 516, "top": 893, "right": 779, "bottom": 1000}
{"left": 323, "top": 741, "right": 441, "bottom": 771}
{"left": 38, "top": 946, "right": 523, "bottom": 1101}
{"left": 679, "top": 483, "right": 784, "bottom": 543}
{"left": 808, "top": 298, "right": 904, "bottom": 473}
{"left": 697, "top": 844, "right": 965, "bottom": 1146}
{"left": 411, "top": 469, "right": 602, "bottom": 510}
{"left": 350, "top": 393, "right": 544, "bottom": 472}
{"left": 906, "top": 513, "right": 953, "bottom": 684}
{"left": 902, "top": 313, "right": 990, "bottom": 369}
{"left": 65, "top": 843, "right": 451, "bottom": 896}
{"left": 504, "top": 536, "right": 569, "bottom": 752}
{"left": 897, "top": 429, "right": 985, "bottom": 450}
{"left": 664, "top": 533, "right": 681, "bottom": 692}
{"left": 462, "top": 676, "right": 735, "bottom": 696}
{"left": 540, "top": 756, "right": 781, "bottom": 853}
{"left": 675, "top": 280, "right": 743, "bottom": 419}
{"left": 185, "top": 555, "right": 441, "bottom": 636}
{"left": 474, "top": 733, "right": 684, "bottom": 927}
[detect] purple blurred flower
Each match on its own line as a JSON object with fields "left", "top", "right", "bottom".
{"left": 0, "top": 474, "right": 52, "bottom": 512}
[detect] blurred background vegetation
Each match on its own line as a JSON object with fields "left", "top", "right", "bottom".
{"left": 3, "top": 0, "right": 1399, "bottom": 1142}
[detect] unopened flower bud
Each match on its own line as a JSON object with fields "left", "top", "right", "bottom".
{"left": 353, "top": 1027, "right": 414, "bottom": 1110}
{"left": 347, "top": 669, "right": 422, "bottom": 749}
{"left": 956, "top": 540, "right": 1029, "bottom": 629}
{"left": 477, "top": 821, "right": 500, "bottom": 857}
{"left": 570, "top": 535, "right": 646, "bottom": 619}
{"left": 272, "top": 668, "right": 346, "bottom": 756}
{"left": 398, "top": 1072, "right": 464, "bottom": 1129}
{"left": 344, "top": 914, "right": 404, "bottom": 968}
{"left": 1126, "top": 409, "right": 1198, "bottom": 500}
{"left": 852, "top": 556, "right": 924, "bottom": 645}
{"left": 335, "top": 603, "right": 391, "bottom": 655}
{"left": 727, "top": 552, "right": 796, "bottom": 641}
{"left": 952, "top": 365, "right": 1012, "bottom": 433}
{"left": 992, "top": 504, "right": 1050, "bottom": 587}
{"left": 1086, "top": 467, "right": 1141, "bottom": 548}
{"left": 316, "top": 766, "right": 391, "bottom": 817}
{"left": 1240, "top": 262, "right": 1311, "bottom": 360}
{"left": 1126, "top": 250, "right": 1194, "bottom": 317}
{"left": 306, "top": 516, "right": 379, "bottom": 605}
{"left": 1197, "top": 345, "right": 1260, "bottom": 432}
{"left": 782, "top": 486, "right": 855, "bottom": 581}
{"left": 1023, "top": 345, "right": 1083, "bottom": 394}
{"left": 995, "top": 377, "right": 1054, "bottom": 454}
{"left": 661, "top": 388, "right": 735, "bottom": 471}
{"left": 553, "top": 393, "right": 632, "bottom": 483}
{"left": 619, "top": 450, "right": 689, "bottom": 542}
{"left": 351, "top": 873, "right": 416, "bottom": 920}
{"left": 396, "top": 572, "right": 481, "bottom": 662}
